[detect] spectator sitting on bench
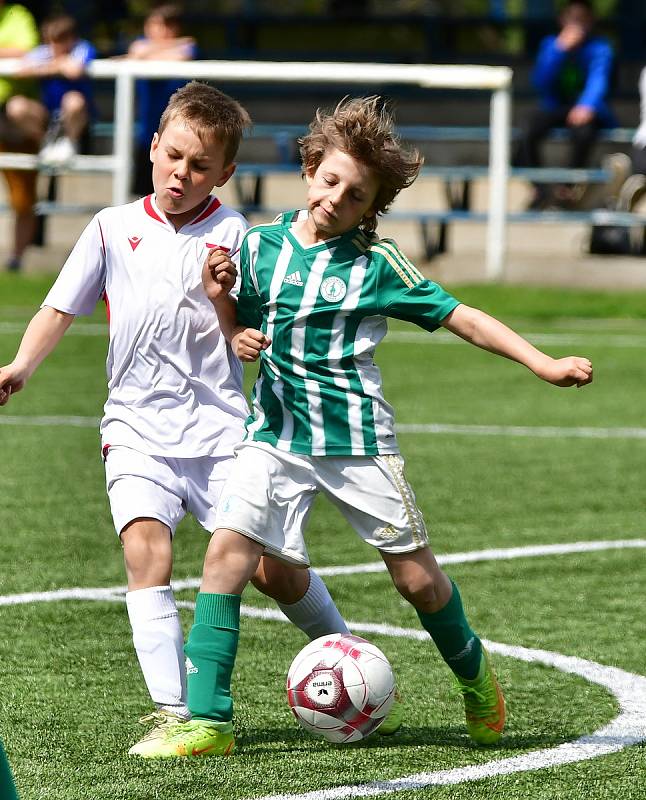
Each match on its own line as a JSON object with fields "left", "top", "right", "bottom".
{"left": 0, "top": 0, "right": 39, "bottom": 272}
{"left": 515, "top": 0, "right": 616, "bottom": 210}
{"left": 16, "top": 13, "right": 96, "bottom": 167}
{"left": 127, "top": 3, "right": 197, "bottom": 197}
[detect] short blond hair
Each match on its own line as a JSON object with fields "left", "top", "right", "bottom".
{"left": 299, "top": 96, "right": 423, "bottom": 233}
{"left": 158, "top": 81, "right": 251, "bottom": 164}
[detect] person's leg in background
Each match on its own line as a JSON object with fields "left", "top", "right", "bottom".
{"left": 0, "top": 96, "right": 47, "bottom": 271}
{"left": 514, "top": 107, "right": 566, "bottom": 209}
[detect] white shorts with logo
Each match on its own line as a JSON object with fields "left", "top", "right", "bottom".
{"left": 214, "top": 441, "right": 429, "bottom": 566}
{"left": 104, "top": 444, "right": 231, "bottom": 537}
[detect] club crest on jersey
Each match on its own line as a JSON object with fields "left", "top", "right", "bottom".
{"left": 320, "top": 276, "right": 347, "bottom": 303}
{"left": 128, "top": 236, "right": 142, "bottom": 251}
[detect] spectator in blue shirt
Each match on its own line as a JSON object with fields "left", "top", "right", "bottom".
{"left": 127, "top": 3, "right": 197, "bottom": 196}
{"left": 515, "top": 0, "right": 616, "bottom": 209}
{"left": 17, "top": 13, "right": 96, "bottom": 166}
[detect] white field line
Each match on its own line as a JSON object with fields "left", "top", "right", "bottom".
{"left": 2, "top": 539, "right": 646, "bottom": 798}
{"left": 2, "top": 539, "right": 643, "bottom": 608}
{"left": 0, "top": 414, "right": 100, "bottom": 428}
{"left": 396, "top": 423, "right": 646, "bottom": 439}
{"left": 314, "top": 538, "right": 646, "bottom": 577}
{"left": 386, "top": 330, "right": 646, "bottom": 348}
{"left": 0, "top": 322, "right": 107, "bottom": 335}
{"left": 249, "top": 633, "right": 646, "bottom": 800}
{"left": 2, "top": 320, "right": 646, "bottom": 348}
{"left": 2, "top": 413, "right": 646, "bottom": 440}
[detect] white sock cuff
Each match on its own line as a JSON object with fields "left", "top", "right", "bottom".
{"left": 126, "top": 585, "right": 178, "bottom": 622}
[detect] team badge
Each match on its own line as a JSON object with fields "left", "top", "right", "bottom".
{"left": 320, "top": 276, "right": 347, "bottom": 303}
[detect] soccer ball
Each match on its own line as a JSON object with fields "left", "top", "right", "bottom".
{"left": 286, "top": 633, "right": 396, "bottom": 743}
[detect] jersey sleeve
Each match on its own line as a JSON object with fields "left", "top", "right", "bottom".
{"left": 373, "top": 239, "right": 460, "bottom": 332}
{"left": 0, "top": 6, "right": 38, "bottom": 50}
{"left": 41, "top": 214, "right": 107, "bottom": 316}
{"left": 235, "top": 232, "right": 263, "bottom": 329}
{"left": 72, "top": 40, "right": 96, "bottom": 67}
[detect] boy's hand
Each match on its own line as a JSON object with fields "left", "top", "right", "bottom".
{"left": 202, "top": 248, "right": 237, "bottom": 302}
{"left": 231, "top": 328, "right": 271, "bottom": 362}
{"left": 567, "top": 104, "right": 595, "bottom": 127}
{"left": 557, "top": 23, "right": 586, "bottom": 51}
{"left": 0, "top": 362, "right": 28, "bottom": 406}
{"left": 537, "top": 356, "right": 593, "bottom": 387}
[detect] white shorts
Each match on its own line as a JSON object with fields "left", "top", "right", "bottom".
{"left": 104, "top": 444, "right": 231, "bottom": 537}
{"left": 214, "top": 442, "right": 429, "bottom": 566}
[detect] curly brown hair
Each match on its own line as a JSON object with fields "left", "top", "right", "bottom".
{"left": 158, "top": 81, "right": 251, "bottom": 164}
{"left": 299, "top": 96, "right": 423, "bottom": 233}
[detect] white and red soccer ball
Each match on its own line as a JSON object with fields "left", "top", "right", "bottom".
{"left": 286, "top": 633, "right": 396, "bottom": 743}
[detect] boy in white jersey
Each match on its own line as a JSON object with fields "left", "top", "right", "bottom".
{"left": 147, "top": 96, "right": 594, "bottom": 758}
{"left": 0, "top": 82, "right": 355, "bottom": 756}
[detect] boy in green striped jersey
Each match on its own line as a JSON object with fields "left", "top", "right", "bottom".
{"left": 151, "top": 96, "right": 593, "bottom": 757}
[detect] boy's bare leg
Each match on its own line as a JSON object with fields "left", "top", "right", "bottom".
{"left": 121, "top": 519, "right": 189, "bottom": 721}
{"left": 252, "top": 556, "right": 350, "bottom": 640}
{"left": 381, "top": 546, "right": 453, "bottom": 613}
{"left": 59, "top": 91, "right": 88, "bottom": 143}
{"left": 381, "top": 545, "right": 505, "bottom": 744}
{"left": 381, "top": 545, "right": 480, "bottom": 675}
{"left": 4, "top": 95, "right": 47, "bottom": 143}
{"left": 201, "top": 528, "right": 264, "bottom": 593}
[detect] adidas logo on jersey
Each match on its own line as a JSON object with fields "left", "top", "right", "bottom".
{"left": 284, "top": 271, "right": 304, "bottom": 287}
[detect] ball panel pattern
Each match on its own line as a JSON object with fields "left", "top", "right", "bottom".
{"left": 287, "top": 633, "right": 396, "bottom": 743}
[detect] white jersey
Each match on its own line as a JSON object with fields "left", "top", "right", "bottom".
{"left": 43, "top": 194, "right": 249, "bottom": 457}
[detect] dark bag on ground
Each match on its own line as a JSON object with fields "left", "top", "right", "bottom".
{"left": 588, "top": 224, "right": 634, "bottom": 254}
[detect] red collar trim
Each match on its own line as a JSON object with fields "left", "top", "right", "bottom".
{"left": 190, "top": 196, "right": 221, "bottom": 226}
{"left": 143, "top": 194, "right": 167, "bottom": 225}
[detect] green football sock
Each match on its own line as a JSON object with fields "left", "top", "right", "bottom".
{"left": 1, "top": 739, "right": 19, "bottom": 800}
{"left": 416, "top": 580, "right": 482, "bottom": 680}
{"left": 185, "top": 592, "right": 241, "bottom": 723}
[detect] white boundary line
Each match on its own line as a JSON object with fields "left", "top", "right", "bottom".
{"left": 0, "top": 415, "right": 100, "bottom": 428}
{"left": 1, "top": 538, "right": 645, "bottom": 798}
{"left": 395, "top": 424, "right": 646, "bottom": 439}
{"left": 0, "top": 322, "right": 108, "bottom": 336}
{"left": 3, "top": 321, "right": 646, "bottom": 348}
{"left": 315, "top": 538, "right": 646, "bottom": 576}
{"left": 249, "top": 630, "right": 646, "bottom": 800}
{"left": 385, "top": 330, "right": 646, "bottom": 349}
{"left": 2, "top": 539, "right": 642, "bottom": 605}
{"left": 2, "top": 414, "right": 646, "bottom": 440}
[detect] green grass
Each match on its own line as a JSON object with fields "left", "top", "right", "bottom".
{"left": 1, "top": 277, "right": 645, "bottom": 799}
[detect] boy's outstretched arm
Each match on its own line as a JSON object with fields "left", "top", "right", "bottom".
{"left": 201, "top": 248, "right": 270, "bottom": 363}
{"left": 442, "top": 304, "right": 593, "bottom": 387}
{"left": 0, "top": 306, "right": 75, "bottom": 405}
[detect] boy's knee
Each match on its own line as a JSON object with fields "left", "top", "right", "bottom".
{"left": 251, "top": 557, "right": 309, "bottom": 604}
{"left": 390, "top": 564, "right": 450, "bottom": 613}
{"left": 5, "top": 95, "right": 30, "bottom": 122}
{"left": 392, "top": 571, "right": 437, "bottom": 608}
{"left": 121, "top": 519, "right": 172, "bottom": 587}
{"left": 61, "top": 91, "right": 86, "bottom": 114}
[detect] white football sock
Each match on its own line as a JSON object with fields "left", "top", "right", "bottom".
{"left": 278, "top": 570, "right": 350, "bottom": 641}
{"left": 125, "top": 585, "right": 190, "bottom": 719}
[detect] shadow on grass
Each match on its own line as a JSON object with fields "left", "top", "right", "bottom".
{"left": 235, "top": 723, "right": 579, "bottom": 753}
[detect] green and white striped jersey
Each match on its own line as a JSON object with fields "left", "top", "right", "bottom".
{"left": 236, "top": 210, "right": 460, "bottom": 456}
